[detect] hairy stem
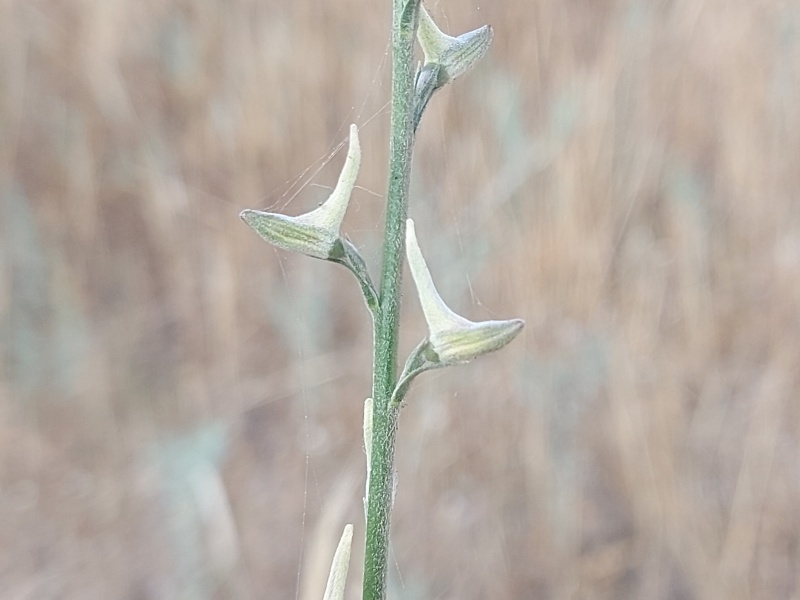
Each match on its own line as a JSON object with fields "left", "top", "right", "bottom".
{"left": 362, "top": 1, "right": 420, "bottom": 598}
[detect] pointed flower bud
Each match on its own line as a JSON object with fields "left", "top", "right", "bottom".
{"left": 417, "top": 6, "right": 493, "bottom": 86}
{"left": 240, "top": 124, "right": 361, "bottom": 260}
{"left": 405, "top": 219, "right": 523, "bottom": 365}
{"left": 322, "top": 524, "right": 353, "bottom": 600}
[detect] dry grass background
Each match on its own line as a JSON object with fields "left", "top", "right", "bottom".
{"left": 1, "top": 0, "right": 800, "bottom": 598}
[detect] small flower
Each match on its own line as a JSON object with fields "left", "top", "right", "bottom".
{"left": 405, "top": 219, "right": 523, "bottom": 365}
{"left": 417, "top": 5, "right": 493, "bottom": 87}
{"left": 240, "top": 124, "right": 361, "bottom": 260}
{"left": 412, "top": 7, "right": 493, "bottom": 129}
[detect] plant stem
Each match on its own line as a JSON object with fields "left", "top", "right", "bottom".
{"left": 362, "top": 1, "right": 420, "bottom": 599}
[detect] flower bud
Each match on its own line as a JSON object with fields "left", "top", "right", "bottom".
{"left": 240, "top": 124, "right": 361, "bottom": 260}
{"left": 417, "top": 6, "right": 493, "bottom": 86}
{"left": 405, "top": 219, "right": 523, "bottom": 365}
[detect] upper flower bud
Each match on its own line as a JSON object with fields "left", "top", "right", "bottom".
{"left": 240, "top": 124, "right": 361, "bottom": 260}
{"left": 417, "top": 5, "right": 493, "bottom": 87}
{"left": 405, "top": 219, "right": 523, "bottom": 365}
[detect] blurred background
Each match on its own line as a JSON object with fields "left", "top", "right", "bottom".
{"left": 2, "top": 0, "right": 799, "bottom": 598}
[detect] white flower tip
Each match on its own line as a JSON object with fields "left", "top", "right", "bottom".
{"left": 344, "top": 124, "right": 361, "bottom": 176}
{"left": 406, "top": 218, "right": 473, "bottom": 329}
{"left": 322, "top": 524, "right": 354, "bottom": 600}
{"left": 418, "top": 5, "right": 456, "bottom": 62}
{"left": 298, "top": 123, "right": 361, "bottom": 231}
{"left": 406, "top": 218, "right": 416, "bottom": 240}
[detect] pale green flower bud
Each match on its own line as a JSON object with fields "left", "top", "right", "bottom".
{"left": 322, "top": 524, "right": 353, "bottom": 600}
{"left": 417, "top": 6, "right": 493, "bottom": 86}
{"left": 412, "top": 7, "right": 493, "bottom": 129}
{"left": 240, "top": 124, "right": 361, "bottom": 260}
{"left": 405, "top": 219, "right": 523, "bottom": 365}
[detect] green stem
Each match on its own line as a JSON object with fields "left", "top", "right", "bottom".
{"left": 362, "top": 1, "right": 420, "bottom": 599}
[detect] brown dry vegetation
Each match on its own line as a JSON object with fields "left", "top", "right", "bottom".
{"left": 2, "top": 0, "right": 800, "bottom": 599}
